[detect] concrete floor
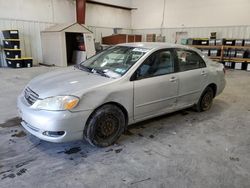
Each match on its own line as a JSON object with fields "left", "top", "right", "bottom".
{"left": 0, "top": 67, "right": 249, "bottom": 188}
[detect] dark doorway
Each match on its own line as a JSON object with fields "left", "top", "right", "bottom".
{"left": 65, "top": 32, "right": 85, "bottom": 66}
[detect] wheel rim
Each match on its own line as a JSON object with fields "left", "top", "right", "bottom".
{"left": 96, "top": 113, "right": 119, "bottom": 140}
{"left": 201, "top": 90, "right": 213, "bottom": 110}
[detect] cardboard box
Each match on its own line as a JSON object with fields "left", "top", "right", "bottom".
{"left": 235, "top": 39, "right": 244, "bottom": 46}
{"left": 216, "top": 39, "right": 225, "bottom": 46}
{"left": 146, "top": 34, "right": 156, "bottom": 42}
{"left": 236, "top": 51, "right": 245, "bottom": 58}
{"left": 244, "top": 40, "right": 250, "bottom": 46}
{"left": 209, "top": 39, "right": 216, "bottom": 46}
{"left": 201, "top": 49, "right": 210, "bottom": 56}
{"left": 247, "top": 64, "right": 250, "bottom": 71}
{"left": 210, "top": 49, "right": 220, "bottom": 57}
{"left": 235, "top": 63, "right": 242, "bottom": 70}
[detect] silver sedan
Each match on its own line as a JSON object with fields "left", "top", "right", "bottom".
{"left": 17, "top": 43, "right": 226, "bottom": 147}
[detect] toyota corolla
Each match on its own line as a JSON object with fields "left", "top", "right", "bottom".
{"left": 17, "top": 43, "right": 226, "bottom": 147}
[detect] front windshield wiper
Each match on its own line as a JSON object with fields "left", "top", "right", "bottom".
{"left": 91, "top": 68, "right": 110, "bottom": 78}
{"left": 75, "top": 64, "right": 110, "bottom": 78}
{"left": 74, "top": 64, "right": 92, "bottom": 72}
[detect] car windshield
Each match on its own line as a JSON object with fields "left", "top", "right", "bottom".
{"left": 80, "top": 46, "right": 149, "bottom": 78}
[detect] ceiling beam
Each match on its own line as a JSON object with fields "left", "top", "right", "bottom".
{"left": 86, "top": 0, "right": 136, "bottom": 11}
{"left": 76, "top": 0, "right": 86, "bottom": 24}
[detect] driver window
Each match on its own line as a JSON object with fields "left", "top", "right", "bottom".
{"left": 136, "top": 50, "right": 175, "bottom": 79}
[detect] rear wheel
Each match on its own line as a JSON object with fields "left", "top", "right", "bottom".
{"left": 195, "top": 87, "right": 214, "bottom": 112}
{"left": 84, "top": 104, "right": 126, "bottom": 147}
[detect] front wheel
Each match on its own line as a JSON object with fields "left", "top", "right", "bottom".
{"left": 195, "top": 87, "right": 214, "bottom": 112}
{"left": 84, "top": 104, "right": 126, "bottom": 147}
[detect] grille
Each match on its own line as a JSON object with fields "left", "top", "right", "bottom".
{"left": 24, "top": 87, "right": 39, "bottom": 105}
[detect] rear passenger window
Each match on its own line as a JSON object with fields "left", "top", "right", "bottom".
{"left": 177, "top": 50, "right": 206, "bottom": 71}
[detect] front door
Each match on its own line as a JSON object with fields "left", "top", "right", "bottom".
{"left": 133, "top": 49, "right": 179, "bottom": 120}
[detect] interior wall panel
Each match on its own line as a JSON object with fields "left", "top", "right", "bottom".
{"left": 132, "top": 26, "right": 250, "bottom": 43}
{"left": 0, "top": 18, "right": 54, "bottom": 66}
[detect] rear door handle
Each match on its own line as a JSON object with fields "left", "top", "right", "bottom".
{"left": 169, "top": 76, "right": 178, "bottom": 82}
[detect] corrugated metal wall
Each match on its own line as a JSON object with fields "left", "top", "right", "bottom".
{"left": 0, "top": 18, "right": 131, "bottom": 67}
{"left": 1, "top": 18, "right": 250, "bottom": 67}
{"left": 0, "top": 18, "right": 54, "bottom": 66}
{"left": 132, "top": 25, "right": 250, "bottom": 43}
{"left": 88, "top": 26, "right": 132, "bottom": 43}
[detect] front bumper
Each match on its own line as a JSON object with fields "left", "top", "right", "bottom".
{"left": 17, "top": 95, "right": 92, "bottom": 143}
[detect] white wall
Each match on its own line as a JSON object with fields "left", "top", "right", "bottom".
{"left": 86, "top": 2, "right": 132, "bottom": 42}
{"left": 0, "top": 0, "right": 132, "bottom": 66}
{"left": 132, "top": 0, "right": 250, "bottom": 29}
{"left": 86, "top": 3, "right": 131, "bottom": 28}
{"left": 0, "top": 0, "right": 76, "bottom": 23}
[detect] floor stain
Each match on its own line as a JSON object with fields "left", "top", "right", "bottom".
{"left": 124, "top": 130, "right": 134, "bottom": 136}
{"left": 15, "top": 159, "right": 36, "bottom": 168}
{"left": 138, "top": 133, "right": 144, "bottom": 137}
{"left": 1, "top": 173, "right": 15, "bottom": 180}
{"left": 11, "top": 131, "right": 26, "bottom": 138}
{"left": 149, "top": 135, "right": 155, "bottom": 139}
{"left": 115, "top": 148, "right": 123, "bottom": 153}
{"left": 0, "top": 169, "right": 12, "bottom": 175}
{"left": 105, "top": 149, "right": 113, "bottom": 153}
{"left": 10, "top": 130, "right": 18, "bottom": 133}
{"left": 80, "top": 152, "right": 88, "bottom": 158}
{"left": 181, "top": 111, "right": 189, "bottom": 116}
{"left": 0, "top": 117, "right": 21, "bottom": 128}
{"left": 230, "top": 157, "right": 240, "bottom": 162}
{"left": 64, "top": 147, "right": 81, "bottom": 154}
{"left": 16, "top": 168, "right": 27, "bottom": 176}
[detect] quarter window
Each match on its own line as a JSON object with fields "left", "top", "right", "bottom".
{"left": 135, "top": 50, "right": 175, "bottom": 79}
{"left": 176, "top": 50, "right": 206, "bottom": 71}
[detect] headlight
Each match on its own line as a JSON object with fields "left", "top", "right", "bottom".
{"left": 31, "top": 96, "right": 79, "bottom": 111}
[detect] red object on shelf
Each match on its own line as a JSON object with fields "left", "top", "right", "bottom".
{"left": 78, "top": 43, "right": 85, "bottom": 51}
{"left": 102, "top": 34, "right": 142, "bottom": 45}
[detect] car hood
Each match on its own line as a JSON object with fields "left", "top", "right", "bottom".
{"left": 27, "top": 67, "right": 113, "bottom": 98}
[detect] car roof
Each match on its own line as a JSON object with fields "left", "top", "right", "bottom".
{"left": 117, "top": 42, "right": 193, "bottom": 50}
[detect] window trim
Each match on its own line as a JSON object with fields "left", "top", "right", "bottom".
{"left": 130, "top": 48, "right": 178, "bottom": 81}
{"left": 174, "top": 48, "right": 207, "bottom": 73}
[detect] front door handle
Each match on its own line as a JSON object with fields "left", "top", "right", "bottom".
{"left": 169, "top": 76, "right": 177, "bottom": 82}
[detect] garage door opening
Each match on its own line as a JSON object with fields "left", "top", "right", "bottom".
{"left": 65, "top": 32, "right": 85, "bottom": 66}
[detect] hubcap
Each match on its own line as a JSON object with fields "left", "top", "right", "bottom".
{"left": 96, "top": 114, "right": 119, "bottom": 139}
{"left": 202, "top": 91, "right": 213, "bottom": 110}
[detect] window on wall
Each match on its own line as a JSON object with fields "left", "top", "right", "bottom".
{"left": 135, "top": 49, "right": 175, "bottom": 80}
{"left": 176, "top": 50, "right": 206, "bottom": 71}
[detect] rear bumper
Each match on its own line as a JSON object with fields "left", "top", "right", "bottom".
{"left": 216, "top": 77, "right": 226, "bottom": 96}
{"left": 17, "top": 95, "right": 92, "bottom": 143}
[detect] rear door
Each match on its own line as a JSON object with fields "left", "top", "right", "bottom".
{"left": 175, "top": 49, "right": 207, "bottom": 108}
{"left": 132, "top": 49, "right": 179, "bottom": 120}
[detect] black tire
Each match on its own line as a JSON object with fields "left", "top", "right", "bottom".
{"left": 195, "top": 87, "right": 214, "bottom": 112}
{"left": 84, "top": 104, "right": 126, "bottom": 147}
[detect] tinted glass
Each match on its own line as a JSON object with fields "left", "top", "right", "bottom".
{"left": 136, "top": 50, "right": 175, "bottom": 79}
{"left": 177, "top": 50, "right": 206, "bottom": 71}
{"left": 81, "top": 46, "right": 149, "bottom": 78}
